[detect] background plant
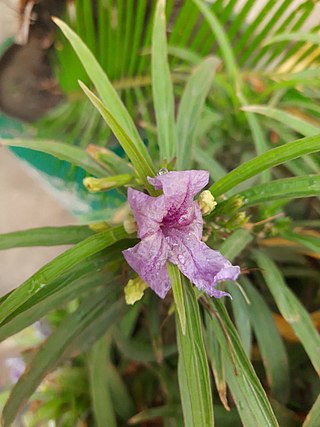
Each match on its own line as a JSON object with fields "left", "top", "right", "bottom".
{"left": 0, "top": 0, "right": 320, "bottom": 426}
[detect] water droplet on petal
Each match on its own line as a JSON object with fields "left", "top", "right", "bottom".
{"left": 178, "top": 254, "right": 185, "bottom": 265}
{"left": 158, "top": 168, "right": 168, "bottom": 176}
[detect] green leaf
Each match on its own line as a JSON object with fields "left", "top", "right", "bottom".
{"left": 115, "top": 328, "right": 176, "bottom": 363}
{"left": 192, "top": 0, "right": 238, "bottom": 84}
{"left": 219, "top": 228, "right": 253, "bottom": 261}
{"left": 129, "top": 405, "right": 182, "bottom": 425}
{"left": 0, "top": 268, "right": 119, "bottom": 342}
{"left": 0, "top": 138, "right": 107, "bottom": 177}
{"left": 219, "top": 229, "right": 253, "bottom": 357}
{"left": 194, "top": 146, "right": 227, "bottom": 183}
{"left": 53, "top": 17, "right": 154, "bottom": 170}
{"left": 254, "top": 250, "right": 320, "bottom": 375}
{"left": 303, "top": 394, "right": 320, "bottom": 427}
{"left": 205, "top": 297, "right": 279, "bottom": 427}
{"left": 167, "top": 263, "right": 186, "bottom": 335}
{"left": 227, "top": 283, "right": 252, "bottom": 358}
{"left": 0, "top": 226, "right": 94, "bottom": 250}
{"left": 1, "top": 289, "right": 120, "bottom": 427}
{"left": 242, "top": 106, "right": 320, "bottom": 137}
{"left": 204, "top": 312, "right": 229, "bottom": 409}
{"left": 107, "top": 363, "right": 135, "bottom": 420}
{"left": 243, "top": 278, "right": 290, "bottom": 404}
{"left": 152, "top": 0, "right": 177, "bottom": 161}
{"left": 79, "top": 82, "right": 156, "bottom": 195}
{"left": 0, "top": 225, "right": 128, "bottom": 325}
{"left": 176, "top": 57, "right": 219, "bottom": 169}
{"left": 281, "top": 231, "right": 320, "bottom": 254}
{"left": 88, "top": 336, "right": 117, "bottom": 427}
{"left": 265, "top": 32, "right": 320, "bottom": 46}
{"left": 176, "top": 279, "right": 214, "bottom": 427}
{"left": 192, "top": 0, "right": 269, "bottom": 172}
{"left": 209, "top": 135, "right": 320, "bottom": 196}
{"left": 237, "top": 175, "right": 320, "bottom": 206}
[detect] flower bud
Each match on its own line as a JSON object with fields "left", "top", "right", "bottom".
{"left": 198, "top": 190, "right": 217, "bottom": 216}
{"left": 89, "top": 222, "right": 109, "bottom": 232}
{"left": 87, "top": 144, "right": 132, "bottom": 174}
{"left": 124, "top": 277, "right": 148, "bottom": 305}
{"left": 226, "top": 212, "right": 249, "bottom": 230}
{"left": 123, "top": 215, "right": 137, "bottom": 234}
{"left": 83, "top": 174, "right": 132, "bottom": 193}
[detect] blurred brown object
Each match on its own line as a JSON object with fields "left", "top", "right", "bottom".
{"left": 16, "top": 0, "right": 35, "bottom": 45}
{"left": 0, "top": 0, "right": 65, "bottom": 121}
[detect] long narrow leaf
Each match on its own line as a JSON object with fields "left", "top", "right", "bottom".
{"left": 205, "top": 297, "right": 279, "bottom": 427}
{"left": 0, "top": 139, "right": 107, "bottom": 177}
{"left": 167, "top": 263, "right": 186, "bottom": 335}
{"left": 209, "top": 135, "right": 320, "bottom": 196}
{"left": 242, "top": 106, "right": 320, "bottom": 137}
{"left": 303, "top": 394, "right": 320, "bottom": 427}
{"left": 237, "top": 175, "right": 320, "bottom": 206}
{"left": 265, "top": 32, "right": 320, "bottom": 46}
{"left": 176, "top": 57, "right": 219, "bottom": 169}
{"left": 0, "top": 225, "right": 128, "bottom": 324}
{"left": 176, "top": 279, "right": 214, "bottom": 427}
{"left": 88, "top": 336, "right": 117, "bottom": 427}
{"left": 1, "top": 289, "right": 120, "bottom": 427}
{"left": 204, "top": 314, "right": 229, "bottom": 409}
{"left": 79, "top": 82, "right": 156, "bottom": 194}
{"left": 281, "top": 231, "right": 320, "bottom": 254}
{"left": 152, "top": 0, "right": 177, "bottom": 161}
{"left": 53, "top": 17, "right": 154, "bottom": 172}
{"left": 0, "top": 271, "right": 119, "bottom": 342}
{"left": 0, "top": 226, "right": 94, "bottom": 250}
{"left": 243, "top": 278, "right": 290, "bottom": 404}
{"left": 193, "top": 0, "right": 269, "bottom": 169}
{"left": 254, "top": 250, "right": 320, "bottom": 375}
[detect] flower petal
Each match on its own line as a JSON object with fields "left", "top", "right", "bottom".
{"left": 166, "top": 228, "right": 240, "bottom": 298}
{"left": 127, "top": 188, "right": 167, "bottom": 239}
{"left": 148, "top": 170, "right": 209, "bottom": 215}
{"left": 123, "top": 231, "right": 171, "bottom": 298}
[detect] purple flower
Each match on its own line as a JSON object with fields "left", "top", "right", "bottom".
{"left": 123, "top": 170, "right": 240, "bottom": 299}
{"left": 5, "top": 357, "right": 26, "bottom": 384}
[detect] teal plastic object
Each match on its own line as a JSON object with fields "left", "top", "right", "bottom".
{"left": 0, "top": 112, "right": 125, "bottom": 221}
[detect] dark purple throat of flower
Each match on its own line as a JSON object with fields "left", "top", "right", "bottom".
{"left": 123, "top": 170, "right": 240, "bottom": 299}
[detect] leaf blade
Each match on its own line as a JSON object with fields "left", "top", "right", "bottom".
{"left": 53, "top": 17, "right": 154, "bottom": 170}
{"left": 176, "top": 57, "right": 219, "bottom": 169}
{"left": 167, "top": 263, "right": 186, "bottom": 335}
{"left": 177, "top": 279, "right": 214, "bottom": 427}
{"left": 0, "top": 138, "right": 107, "bottom": 177}
{"left": 0, "top": 226, "right": 94, "bottom": 250}
{"left": 209, "top": 135, "right": 320, "bottom": 196}
{"left": 254, "top": 250, "right": 320, "bottom": 375}
{"left": 238, "top": 175, "right": 320, "bottom": 206}
{"left": 88, "top": 336, "right": 117, "bottom": 427}
{"left": 0, "top": 225, "right": 128, "bottom": 325}
{"left": 152, "top": 0, "right": 177, "bottom": 161}
{"left": 79, "top": 82, "right": 156, "bottom": 194}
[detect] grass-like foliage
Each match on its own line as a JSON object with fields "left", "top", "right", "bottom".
{"left": 1, "top": 1, "right": 320, "bottom": 426}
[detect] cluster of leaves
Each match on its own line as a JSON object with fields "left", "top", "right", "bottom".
{"left": 1, "top": 0, "right": 320, "bottom": 426}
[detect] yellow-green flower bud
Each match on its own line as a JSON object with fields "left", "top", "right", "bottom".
{"left": 226, "top": 211, "right": 249, "bottom": 230}
{"left": 124, "top": 277, "right": 148, "bottom": 305}
{"left": 83, "top": 174, "right": 132, "bottom": 193}
{"left": 198, "top": 190, "right": 217, "bottom": 216}
{"left": 123, "top": 215, "right": 137, "bottom": 234}
{"left": 88, "top": 222, "right": 109, "bottom": 232}
{"left": 86, "top": 144, "right": 132, "bottom": 174}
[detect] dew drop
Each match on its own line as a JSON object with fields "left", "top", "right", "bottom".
{"left": 158, "top": 168, "right": 168, "bottom": 176}
{"left": 178, "top": 254, "right": 185, "bottom": 265}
